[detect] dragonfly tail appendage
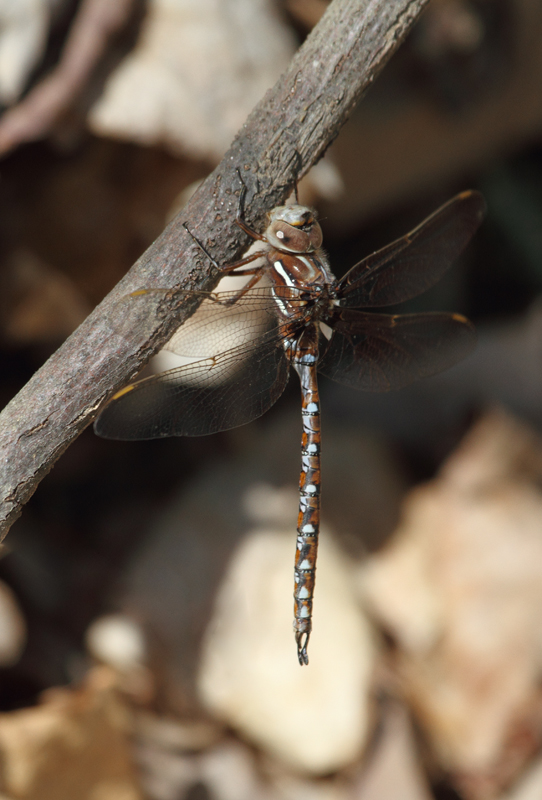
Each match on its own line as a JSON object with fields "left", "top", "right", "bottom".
{"left": 293, "top": 360, "right": 321, "bottom": 666}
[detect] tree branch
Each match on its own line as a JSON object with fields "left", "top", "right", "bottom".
{"left": 0, "top": 0, "right": 429, "bottom": 536}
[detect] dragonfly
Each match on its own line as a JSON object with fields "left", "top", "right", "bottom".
{"left": 94, "top": 180, "right": 485, "bottom": 665}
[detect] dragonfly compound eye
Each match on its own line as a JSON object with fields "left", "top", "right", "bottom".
{"left": 267, "top": 220, "right": 313, "bottom": 252}
{"left": 266, "top": 205, "right": 322, "bottom": 253}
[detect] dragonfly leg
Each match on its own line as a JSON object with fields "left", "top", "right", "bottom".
{"left": 234, "top": 168, "right": 266, "bottom": 242}
{"left": 291, "top": 149, "right": 302, "bottom": 204}
{"left": 183, "top": 222, "right": 267, "bottom": 271}
{"left": 236, "top": 217, "right": 265, "bottom": 240}
{"left": 183, "top": 218, "right": 269, "bottom": 305}
{"left": 183, "top": 168, "right": 266, "bottom": 272}
{"left": 220, "top": 253, "right": 267, "bottom": 272}
{"left": 214, "top": 268, "right": 267, "bottom": 306}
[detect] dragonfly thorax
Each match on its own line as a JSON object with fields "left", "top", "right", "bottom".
{"left": 265, "top": 204, "right": 323, "bottom": 253}
{"left": 270, "top": 250, "right": 333, "bottom": 325}
{"left": 270, "top": 252, "right": 329, "bottom": 288}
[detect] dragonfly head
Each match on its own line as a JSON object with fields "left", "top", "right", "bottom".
{"left": 265, "top": 205, "right": 323, "bottom": 253}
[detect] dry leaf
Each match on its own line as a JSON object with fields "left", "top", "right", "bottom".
{"left": 352, "top": 701, "right": 432, "bottom": 800}
{"left": 0, "top": 666, "right": 142, "bottom": 800}
{"left": 361, "top": 410, "right": 542, "bottom": 797}
{"left": 0, "top": 0, "right": 60, "bottom": 105}
{"left": 0, "top": 580, "right": 26, "bottom": 667}
{"left": 498, "top": 755, "right": 542, "bottom": 800}
{"left": 89, "top": 0, "right": 296, "bottom": 161}
{"left": 2, "top": 249, "right": 91, "bottom": 345}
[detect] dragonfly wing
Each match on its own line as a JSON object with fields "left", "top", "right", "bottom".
{"left": 318, "top": 308, "right": 476, "bottom": 392}
{"left": 163, "top": 284, "right": 289, "bottom": 358}
{"left": 124, "top": 283, "right": 282, "bottom": 359}
{"left": 94, "top": 335, "right": 291, "bottom": 440}
{"left": 335, "top": 191, "right": 486, "bottom": 307}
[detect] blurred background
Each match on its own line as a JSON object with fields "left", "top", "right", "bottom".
{"left": 2, "top": 0, "right": 542, "bottom": 798}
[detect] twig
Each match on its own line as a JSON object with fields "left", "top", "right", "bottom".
{"left": 0, "top": 0, "right": 429, "bottom": 536}
{"left": 0, "top": 0, "right": 136, "bottom": 155}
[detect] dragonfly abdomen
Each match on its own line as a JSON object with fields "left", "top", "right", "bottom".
{"left": 292, "top": 352, "right": 321, "bottom": 666}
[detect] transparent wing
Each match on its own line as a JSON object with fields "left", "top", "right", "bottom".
{"left": 318, "top": 308, "right": 476, "bottom": 392}
{"left": 164, "top": 285, "right": 282, "bottom": 359}
{"left": 94, "top": 334, "right": 291, "bottom": 439}
{"left": 94, "top": 282, "right": 312, "bottom": 440}
{"left": 124, "top": 283, "right": 305, "bottom": 361}
{"left": 335, "top": 191, "right": 486, "bottom": 308}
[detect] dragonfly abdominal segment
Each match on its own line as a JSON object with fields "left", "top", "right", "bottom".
{"left": 94, "top": 182, "right": 485, "bottom": 665}
{"left": 290, "top": 326, "right": 322, "bottom": 666}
